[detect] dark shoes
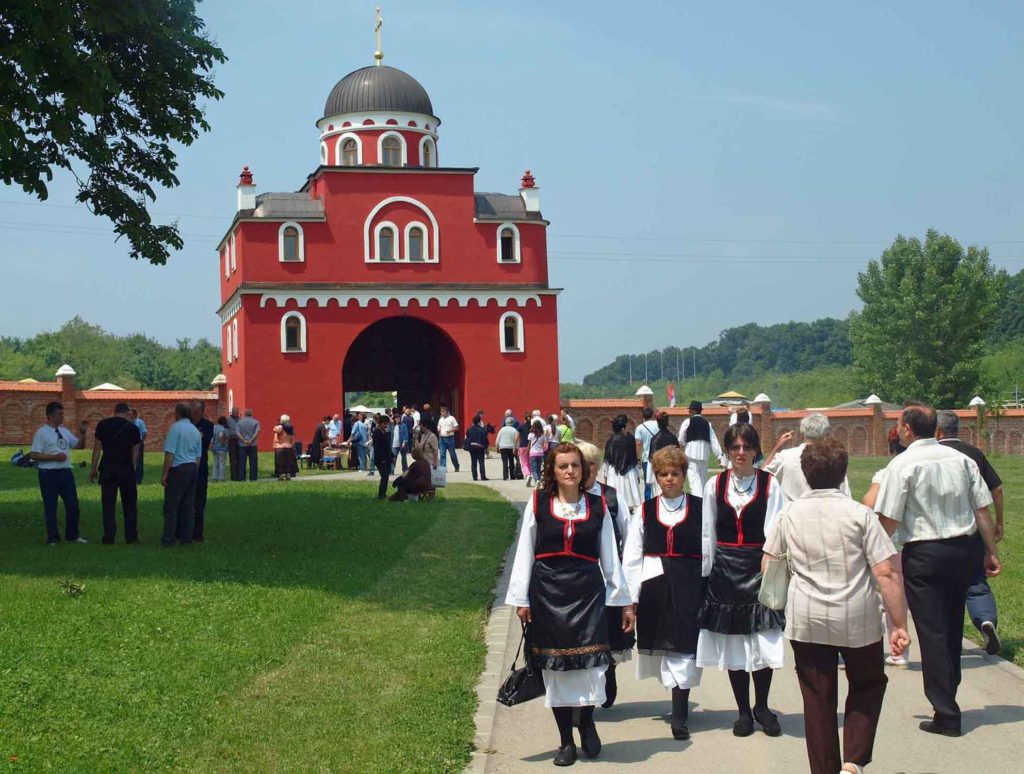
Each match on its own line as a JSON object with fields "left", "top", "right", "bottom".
{"left": 753, "top": 706, "right": 782, "bottom": 737}
{"left": 579, "top": 723, "right": 602, "bottom": 759}
{"left": 919, "top": 720, "right": 961, "bottom": 737}
{"left": 981, "top": 621, "right": 1001, "bottom": 656}
{"left": 733, "top": 714, "right": 754, "bottom": 737}
{"left": 553, "top": 743, "right": 577, "bottom": 766}
{"left": 671, "top": 721, "right": 690, "bottom": 740}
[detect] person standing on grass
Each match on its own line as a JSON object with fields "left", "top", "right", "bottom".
{"left": 935, "top": 410, "right": 1005, "bottom": 655}
{"left": 211, "top": 417, "right": 229, "bottom": 482}
{"left": 90, "top": 401, "right": 142, "bottom": 544}
{"left": 437, "top": 405, "right": 460, "bottom": 471}
{"left": 161, "top": 402, "right": 202, "bottom": 547}
{"left": 30, "top": 401, "right": 89, "bottom": 545}
{"left": 872, "top": 404, "right": 1000, "bottom": 737}
{"left": 391, "top": 407, "right": 410, "bottom": 474}
{"left": 236, "top": 408, "right": 261, "bottom": 481}
{"left": 371, "top": 415, "right": 394, "bottom": 499}
{"left": 129, "top": 408, "right": 147, "bottom": 483}
{"left": 226, "top": 407, "right": 241, "bottom": 481}
{"left": 272, "top": 414, "right": 298, "bottom": 481}
{"left": 191, "top": 400, "right": 214, "bottom": 541}
{"left": 496, "top": 417, "right": 519, "bottom": 480}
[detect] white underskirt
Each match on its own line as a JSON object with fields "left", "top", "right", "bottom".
{"left": 636, "top": 653, "right": 702, "bottom": 689}
{"left": 695, "top": 628, "right": 785, "bottom": 671}
{"left": 542, "top": 666, "right": 607, "bottom": 708}
{"left": 602, "top": 464, "right": 643, "bottom": 509}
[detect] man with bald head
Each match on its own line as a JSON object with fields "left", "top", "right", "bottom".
{"left": 873, "top": 403, "right": 1001, "bottom": 737}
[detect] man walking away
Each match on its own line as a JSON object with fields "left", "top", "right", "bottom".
{"left": 936, "top": 410, "right": 1005, "bottom": 655}
{"left": 129, "top": 408, "right": 147, "bottom": 483}
{"left": 91, "top": 402, "right": 142, "bottom": 544}
{"left": 466, "top": 415, "right": 489, "bottom": 480}
{"left": 226, "top": 407, "right": 241, "bottom": 481}
{"left": 30, "top": 401, "right": 88, "bottom": 545}
{"left": 161, "top": 402, "right": 202, "bottom": 546}
{"left": 635, "top": 406, "right": 659, "bottom": 499}
{"left": 873, "top": 404, "right": 1000, "bottom": 736}
{"left": 676, "top": 400, "right": 725, "bottom": 496}
{"left": 236, "top": 408, "right": 261, "bottom": 481}
{"left": 496, "top": 417, "right": 519, "bottom": 480}
{"left": 191, "top": 400, "right": 214, "bottom": 541}
{"left": 437, "top": 405, "right": 460, "bottom": 471}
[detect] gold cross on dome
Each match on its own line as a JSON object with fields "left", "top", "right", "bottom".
{"left": 374, "top": 6, "right": 384, "bottom": 65}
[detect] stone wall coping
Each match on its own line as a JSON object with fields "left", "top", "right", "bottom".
{"left": 0, "top": 381, "right": 60, "bottom": 392}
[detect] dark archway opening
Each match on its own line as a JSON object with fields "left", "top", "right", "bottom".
{"left": 341, "top": 317, "right": 465, "bottom": 424}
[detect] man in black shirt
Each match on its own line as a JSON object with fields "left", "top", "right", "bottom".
{"left": 191, "top": 400, "right": 215, "bottom": 542}
{"left": 90, "top": 402, "right": 142, "bottom": 544}
{"left": 936, "top": 410, "right": 1004, "bottom": 655}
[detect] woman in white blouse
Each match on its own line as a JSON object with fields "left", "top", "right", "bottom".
{"left": 505, "top": 443, "right": 632, "bottom": 767}
{"left": 696, "top": 423, "right": 786, "bottom": 738}
{"left": 623, "top": 446, "right": 706, "bottom": 740}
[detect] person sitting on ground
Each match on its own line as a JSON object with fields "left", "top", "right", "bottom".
{"left": 390, "top": 445, "right": 434, "bottom": 501}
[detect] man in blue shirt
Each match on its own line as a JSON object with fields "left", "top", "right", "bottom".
{"left": 348, "top": 413, "right": 367, "bottom": 471}
{"left": 161, "top": 402, "right": 202, "bottom": 547}
{"left": 129, "top": 408, "right": 147, "bottom": 483}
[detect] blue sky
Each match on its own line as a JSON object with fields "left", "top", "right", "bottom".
{"left": 2, "top": 0, "right": 1022, "bottom": 382}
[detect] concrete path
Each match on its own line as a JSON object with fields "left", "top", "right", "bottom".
{"left": 302, "top": 453, "right": 1024, "bottom": 773}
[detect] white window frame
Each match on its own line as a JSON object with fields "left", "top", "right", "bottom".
{"left": 225, "top": 326, "right": 233, "bottom": 363}
{"left": 335, "top": 132, "right": 363, "bottom": 165}
{"left": 418, "top": 135, "right": 436, "bottom": 167}
{"left": 228, "top": 389, "right": 234, "bottom": 412}
{"left": 280, "top": 311, "right": 307, "bottom": 353}
{"left": 363, "top": 196, "right": 440, "bottom": 263}
{"left": 373, "top": 221, "right": 400, "bottom": 261}
{"left": 403, "top": 221, "right": 429, "bottom": 262}
{"left": 223, "top": 247, "right": 229, "bottom": 279}
{"left": 230, "top": 233, "right": 237, "bottom": 272}
{"left": 232, "top": 318, "right": 239, "bottom": 361}
{"left": 278, "top": 221, "right": 305, "bottom": 263}
{"left": 499, "top": 311, "right": 525, "bottom": 353}
{"left": 320, "top": 142, "right": 328, "bottom": 164}
{"left": 496, "top": 222, "right": 521, "bottom": 264}
{"left": 377, "top": 131, "right": 407, "bottom": 167}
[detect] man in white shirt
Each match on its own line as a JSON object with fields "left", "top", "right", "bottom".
{"left": 30, "top": 401, "right": 89, "bottom": 544}
{"left": 874, "top": 404, "right": 1000, "bottom": 737}
{"left": 676, "top": 400, "right": 725, "bottom": 496}
{"left": 328, "top": 414, "right": 342, "bottom": 443}
{"left": 436, "top": 405, "right": 460, "bottom": 470}
{"left": 762, "top": 413, "right": 850, "bottom": 501}
{"left": 634, "top": 407, "right": 659, "bottom": 499}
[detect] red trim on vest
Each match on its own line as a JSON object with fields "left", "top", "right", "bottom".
{"left": 533, "top": 490, "right": 599, "bottom": 563}
{"left": 643, "top": 496, "right": 702, "bottom": 558}
{"left": 715, "top": 470, "right": 767, "bottom": 548}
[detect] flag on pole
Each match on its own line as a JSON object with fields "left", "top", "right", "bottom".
{"left": 667, "top": 382, "right": 676, "bottom": 408}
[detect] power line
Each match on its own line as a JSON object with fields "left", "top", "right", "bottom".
{"left": 548, "top": 233, "right": 1024, "bottom": 245}
{"left": 0, "top": 198, "right": 225, "bottom": 220}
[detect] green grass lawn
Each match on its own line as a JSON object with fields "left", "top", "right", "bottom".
{"left": 0, "top": 448, "right": 517, "bottom": 772}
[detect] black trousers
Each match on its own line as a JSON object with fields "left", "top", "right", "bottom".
{"left": 470, "top": 448, "right": 487, "bottom": 480}
{"left": 228, "top": 437, "right": 240, "bottom": 481}
{"left": 134, "top": 440, "right": 145, "bottom": 483}
{"left": 902, "top": 535, "right": 973, "bottom": 729}
{"left": 238, "top": 445, "right": 258, "bottom": 481}
{"left": 163, "top": 463, "right": 196, "bottom": 545}
{"left": 500, "top": 448, "right": 516, "bottom": 479}
{"left": 100, "top": 463, "right": 138, "bottom": 542}
{"left": 193, "top": 463, "right": 209, "bottom": 539}
{"left": 376, "top": 460, "right": 391, "bottom": 499}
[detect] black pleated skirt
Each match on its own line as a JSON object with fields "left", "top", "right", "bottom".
{"left": 697, "top": 544, "right": 785, "bottom": 635}
{"left": 637, "top": 556, "right": 705, "bottom": 656}
{"left": 528, "top": 557, "right": 612, "bottom": 672}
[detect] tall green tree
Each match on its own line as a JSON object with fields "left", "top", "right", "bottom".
{"left": 0, "top": 0, "right": 225, "bottom": 264}
{"left": 849, "top": 230, "right": 1005, "bottom": 407}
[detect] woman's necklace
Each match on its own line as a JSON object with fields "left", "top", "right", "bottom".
{"left": 556, "top": 494, "right": 583, "bottom": 517}
{"left": 661, "top": 495, "right": 685, "bottom": 513}
{"left": 730, "top": 471, "right": 756, "bottom": 496}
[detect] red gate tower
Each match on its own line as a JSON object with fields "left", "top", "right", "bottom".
{"left": 216, "top": 52, "right": 560, "bottom": 446}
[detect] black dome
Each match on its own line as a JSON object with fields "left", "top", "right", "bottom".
{"left": 323, "top": 65, "right": 434, "bottom": 118}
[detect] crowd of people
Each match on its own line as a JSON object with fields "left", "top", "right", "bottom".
{"left": 503, "top": 402, "right": 1004, "bottom": 773}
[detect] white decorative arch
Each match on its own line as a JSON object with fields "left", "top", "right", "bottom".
{"left": 280, "top": 311, "right": 307, "bottom": 353}
{"left": 225, "top": 325, "right": 232, "bottom": 363}
{"left": 223, "top": 247, "right": 229, "bottom": 279}
{"left": 334, "top": 132, "right": 363, "bottom": 165}
{"left": 403, "top": 221, "right": 429, "bottom": 262}
{"left": 376, "top": 130, "right": 408, "bottom": 166}
{"left": 496, "top": 222, "right": 521, "bottom": 264}
{"left": 364, "top": 196, "right": 440, "bottom": 262}
{"left": 278, "top": 221, "right": 305, "bottom": 263}
{"left": 418, "top": 135, "right": 437, "bottom": 167}
{"left": 230, "top": 232, "right": 237, "bottom": 272}
{"left": 319, "top": 142, "right": 328, "bottom": 164}
{"left": 231, "top": 318, "right": 239, "bottom": 361}
{"left": 499, "top": 311, "right": 525, "bottom": 353}
{"left": 373, "top": 220, "right": 400, "bottom": 261}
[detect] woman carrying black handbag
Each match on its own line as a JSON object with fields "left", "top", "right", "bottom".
{"left": 504, "top": 443, "right": 632, "bottom": 767}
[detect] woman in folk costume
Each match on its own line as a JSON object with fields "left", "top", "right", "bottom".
{"left": 623, "top": 446, "right": 706, "bottom": 740}
{"left": 696, "top": 422, "right": 786, "bottom": 737}
{"left": 601, "top": 414, "right": 643, "bottom": 510}
{"left": 644, "top": 411, "right": 681, "bottom": 498}
{"left": 578, "top": 441, "right": 635, "bottom": 709}
{"left": 505, "top": 443, "right": 633, "bottom": 767}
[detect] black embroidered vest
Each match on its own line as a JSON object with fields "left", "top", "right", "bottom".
{"left": 714, "top": 469, "right": 771, "bottom": 546}
{"left": 533, "top": 490, "right": 606, "bottom": 562}
{"left": 684, "top": 414, "right": 711, "bottom": 444}
{"left": 641, "top": 495, "right": 702, "bottom": 558}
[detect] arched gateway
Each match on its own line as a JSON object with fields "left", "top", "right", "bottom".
{"left": 215, "top": 56, "right": 560, "bottom": 445}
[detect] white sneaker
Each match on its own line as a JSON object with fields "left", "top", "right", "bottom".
{"left": 885, "top": 655, "right": 908, "bottom": 668}
{"left": 70, "top": 537, "right": 88, "bottom": 544}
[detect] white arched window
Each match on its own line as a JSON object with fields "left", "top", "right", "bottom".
{"left": 363, "top": 197, "right": 440, "bottom": 263}
{"left": 225, "top": 326, "right": 232, "bottom": 363}
{"left": 228, "top": 389, "right": 234, "bottom": 412}
{"left": 223, "top": 247, "right": 229, "bottom": 279}
{"left": 230, "top": 233, "right": 237, "bottom": 272}
{"left": 280, "top": 311, "right": 307, "bottom": 353}
{"left": 496, "top": 222, "right": 521, "bottom": 263}
{"left": 374, "top": 221, "right": 399, "bottom": 261}
{"left": 278, "top": 221, "right": 304, "bottom": 262}
{"left": 377, "top": 131, "right": 407, "bottom": 166}
{"left": 320, "top": 142, "right": 328, "bottom": 164}
{"left": 500, "top": 311, "right": 524, "bottom": 353}
{"left": 419, "top": 136, "right": 436, "bottom": 168}
{"left": 232, "top": 318, "right": 239, "bottom": 362}
{"left": 404, "top": 221, "right": 429, "bottom": 262}
{"left": 336, "top": 133, "right": 362, "bottom": 165}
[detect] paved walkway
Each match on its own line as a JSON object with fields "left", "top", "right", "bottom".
{"left": 303, "top": 454, "right": 1024, "bottom": 773}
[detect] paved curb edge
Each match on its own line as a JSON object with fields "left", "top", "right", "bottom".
{"left": 961, "top": 637, "right": 1024, "bottom": 680}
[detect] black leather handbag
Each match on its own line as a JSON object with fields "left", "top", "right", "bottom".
{"left": 497, "top": 623, "right": 545, "bottom": 707}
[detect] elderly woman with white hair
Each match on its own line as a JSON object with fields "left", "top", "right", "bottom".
{"left": 272, "top": 414, "right": 298, "bottom": 480}
{"left": 763, "top": 413, "right": 850, "bottom": 502}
